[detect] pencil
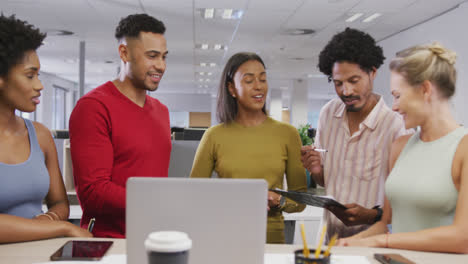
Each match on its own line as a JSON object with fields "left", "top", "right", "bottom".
{"left": 315, "top": 224, "right": 327, "bottom": 258}
{"left": 300, "top": 222, "right": 310, "bottom": 258}
{"left": 323, "top": 233, "right": 338, "bottom": 257}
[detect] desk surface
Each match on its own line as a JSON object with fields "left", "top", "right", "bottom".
{"left": 0, "top": 237, "right": 466, "bottom": 264}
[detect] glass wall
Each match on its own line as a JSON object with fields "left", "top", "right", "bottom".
{"left": 53, "top": 85, "right": 68, "bottom": 129}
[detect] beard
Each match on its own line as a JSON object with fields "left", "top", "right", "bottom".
{"left": 346, "top": 106, "right": 361, "bottom": 112}
{"left": 340, "top": 95, "right": 362, "bottom": 112}
{"left": 129, "top": 74, "right": 160, "bottom": 92}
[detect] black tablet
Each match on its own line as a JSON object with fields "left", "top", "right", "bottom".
{"left": 50, "top": 240, "right": 113, "bottom": 261}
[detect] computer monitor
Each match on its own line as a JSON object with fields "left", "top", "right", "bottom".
{"left": 126, "top": 177, "right": 267, "bottom": 264}
{"left": 168, "top": 141, "right": 200, "bottom": 178}
{"left": 183, "top": 128, "right": 206, "bottom": 140}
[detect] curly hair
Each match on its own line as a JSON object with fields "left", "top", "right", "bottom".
{"left": 115, "top": 13, "right": 165, "bottom": 41}
{"left": 318, "top": 28, "right": 385, "bottom": 82}
{"left": 0, "top": 14, "right": 46, "bottom": 77}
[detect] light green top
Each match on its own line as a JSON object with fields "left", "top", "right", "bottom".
{"left": 386, "top": 127, "right": 467, "bottom": 233}
{"left": 190, "top": 117, "right": 307, "bottom": 243}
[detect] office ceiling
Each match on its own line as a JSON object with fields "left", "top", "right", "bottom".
{"left": 1, "top": 0, "right": 466, "bottom": 96}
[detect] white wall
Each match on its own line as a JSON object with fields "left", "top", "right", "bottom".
{"left": 289, "top": 79, "right": 309, "bottom": 127}
{"left": 374, "top": 2, "right": 468, "bottom": 125}
{"left": 38, "top": 71, "right": 78, "bottom": 129}
{"left": 153, "top": 93, "right": 212, "bottom": 112}
{"left": 170, "top": 111, "right": 189, "bottom": 127}
{"left": 306, "top": 77, "right": 335, "bottom": 128}
{"left": 308, "top": 99, "right": 329, "bottom": 128}
{"left": 269, "top": 89, "right": 283, "bottom": 121}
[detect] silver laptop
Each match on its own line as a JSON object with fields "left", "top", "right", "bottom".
{"left": 126, "top": 177, "right": 267, "bottom": 264}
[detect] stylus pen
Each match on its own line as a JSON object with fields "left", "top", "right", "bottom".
{"left": 304, "top": 144, "right": 328, "bottom": 153}
{"left": 306, "top": 148, "right": 328, "bottom": 153}
{"left": 87, "top": 218, "right": 95, "bottom": 232}
{"left": 313, "top": 148, "right": 328, "bottom": 153}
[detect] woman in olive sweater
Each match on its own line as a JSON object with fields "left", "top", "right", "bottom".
{"left": 190, "top": 52, "right": 307, "bottom": 243}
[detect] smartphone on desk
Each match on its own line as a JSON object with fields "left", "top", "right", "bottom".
{"left": 50, "top": 240, "right": 113, "bottom": 261}
{"left": 374, "top": 253, "right": 416, "bottom": 264}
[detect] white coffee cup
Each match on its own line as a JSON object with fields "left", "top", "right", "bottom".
{"left": 145, "top": 231, "right": 192, "bottom": 264}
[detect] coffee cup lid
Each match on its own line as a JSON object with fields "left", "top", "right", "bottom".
{"left": 145, "top": 231, "right": 192, "bottom": 253}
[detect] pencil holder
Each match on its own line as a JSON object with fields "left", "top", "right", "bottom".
{"left": 294, "top": 249, "right": 330, "bottom": 264}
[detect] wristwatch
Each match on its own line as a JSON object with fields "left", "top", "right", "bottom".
{"left": 372, "top": 205, "right": 383, "bottom": 223}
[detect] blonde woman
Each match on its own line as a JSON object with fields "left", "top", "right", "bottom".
{"left": 339, "top": 43, "right": 468, "bottom": 253}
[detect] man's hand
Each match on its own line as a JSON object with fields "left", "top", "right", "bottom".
{"left": 327, "top": 203, "right": 377, "bottom": 226}
{"left": 301, "top": 145, "right": 323, "bottom": 176}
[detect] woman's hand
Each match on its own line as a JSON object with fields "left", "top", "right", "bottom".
{"left": 338, "top": 234, "right": 386, "bottom": 248}
{"left": 62, "top": 222, "right": 93, "bottom": 238}
{"left": 34, "top": 214, "right": 54, "bottom": 221}
{"left": 267, "top": 191, "right": 281, "bottom": 211}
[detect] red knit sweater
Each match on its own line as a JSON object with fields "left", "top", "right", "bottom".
{"left": 69, "top": 81, "right": 171, "bottom": 238}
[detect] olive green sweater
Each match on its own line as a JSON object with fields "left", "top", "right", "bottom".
{"left": 190, "top": 117, "right": 307, "bottom": 243}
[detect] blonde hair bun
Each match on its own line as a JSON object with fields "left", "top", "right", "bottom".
{"left": 428, "top": 42, "right": 457, "bottom": 65}
{"left": 390, "top": 42, "right": 457, "bottom": 99}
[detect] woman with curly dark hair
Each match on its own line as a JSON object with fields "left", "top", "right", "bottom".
{"left": 301, "top": 28, "right": 407, "bottom": 240}
{"left": 0, "top": 14, "right": 92, "bottom": 243}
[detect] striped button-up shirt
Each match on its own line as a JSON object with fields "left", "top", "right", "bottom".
{"left": 315, "top": 96, "right": 406, "bottom": 239}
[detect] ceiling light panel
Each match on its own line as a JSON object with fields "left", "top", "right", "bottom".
{"left": 346, "top": 13, "right": 363, "bottom": 22}
{"left": 222, "top": 9, "right": 233, "bottom": 19}
{"left": 198, "top": 62, "right": 217, "bottom": 67}
{"left": 196, "top": 43, "right": 226, "bottom": 50}
{"left": 204, "top": 8, "right": 214, "bottom": 19}
{"left": 199, "top": 8, "right": 243, "bottom": 20}
{"left": 363, "top": 13, "right": 382, "bottom": 22}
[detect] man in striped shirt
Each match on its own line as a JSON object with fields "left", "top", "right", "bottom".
{"left": 301, "top": 28, "right": 406, "bottom": 240}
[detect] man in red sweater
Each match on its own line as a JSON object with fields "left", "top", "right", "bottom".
{"left": 69, "top": 14, "right": 171, "bottom": 238}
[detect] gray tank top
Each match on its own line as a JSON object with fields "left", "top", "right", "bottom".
{"left": 0, "top": 119, "right": 49, "bottom": 218}
{"left": 386, "top": 127, "right": 467, "bottom": 233}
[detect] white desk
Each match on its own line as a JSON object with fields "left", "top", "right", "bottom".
{"left": 45, "top": 205, "right": 322, "bottom": 243}
{"left": 1, "top": 237, "right": 467, "bottom": 264}
{"left": 56, "top": 204, "right": 321, "bottom": 244}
